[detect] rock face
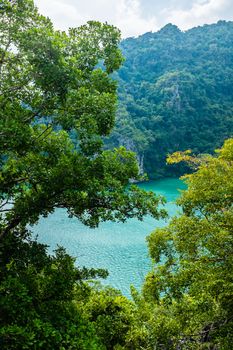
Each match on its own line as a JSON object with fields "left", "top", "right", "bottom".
{"left": 137, "top": 153, "right": 144, "bottom": 176}
{"left": 118, "top": 136, "right": 144, "bottom": 176}
{"left": 107, "top": 21, "right": 233, "bottom": 178}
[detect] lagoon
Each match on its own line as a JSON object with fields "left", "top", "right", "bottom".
{"left": 33, "top": 178, "right": 185, "bottom": 298}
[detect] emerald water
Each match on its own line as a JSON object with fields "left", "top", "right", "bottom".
{"left": 33, "top": 178, "right": 185, "bottom": 298}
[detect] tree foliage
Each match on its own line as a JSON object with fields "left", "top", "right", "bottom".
{"left": 135, "top": 138, "right": 233, "bottom": 349}
{"left": 0, "top": 1, "right": 166, "bottom": 349}
{"left": 0, "top": 230, "right": 108, "bottom": 349}
{"left": 0, "top": 0, "right": 166, "bottom": 239}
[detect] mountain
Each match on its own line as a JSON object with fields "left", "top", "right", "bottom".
{"left": 106, "top": 20, "right": 233, "bottom": 178}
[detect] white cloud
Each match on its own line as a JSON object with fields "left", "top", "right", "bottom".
{"left": 164, "top": 0, "right": 233, "bottom": 30}
{"left": 115, "top": 0, "right": 158, "bottom": 37}
{"left": 34, "top": 0, "right": 90, "bottom": 30}
{"left": 34, "top": 0, "right": 159, "bottom": 38}
{"left": 34, "top": 0, "right": 233, "bottom": 37}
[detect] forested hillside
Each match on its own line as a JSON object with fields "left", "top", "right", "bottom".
{"left": 106, "top": 21, "right": 233, "bottom": 177}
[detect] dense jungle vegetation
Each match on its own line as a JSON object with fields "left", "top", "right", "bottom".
{"left": 0, "top": 1, "right": 233, "bottom": 349}
{"left": 106, "top": 20, "right": 233, "bottom": 177}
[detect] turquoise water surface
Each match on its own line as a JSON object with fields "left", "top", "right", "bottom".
{"left": 33, "top": 178, "right": 185, "bottom": 298}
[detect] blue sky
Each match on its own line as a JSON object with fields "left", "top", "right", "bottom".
{"left": 34, "top": 0, "right": 233, "bottom": 38}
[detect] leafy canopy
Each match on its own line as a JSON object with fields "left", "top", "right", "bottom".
{"left": 136, "top": 138, "right": 233, "bottom": 349}
{"left": 0, "top": 0, "right": 166, "bottom": 239}
{"left": 0, "top": 1, "right": 168, "bottom": 349}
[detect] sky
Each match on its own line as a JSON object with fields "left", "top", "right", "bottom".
{"left": 34, "top": 0, "right": 233, "bottom": 38}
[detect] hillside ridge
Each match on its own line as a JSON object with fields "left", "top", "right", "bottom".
{"left": 106, "top": 20, "right": 233, "bottom": 178}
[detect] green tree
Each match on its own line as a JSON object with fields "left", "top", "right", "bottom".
{"left": 82, "top": 286, "right": 136, "bottom": 349}
{"left": 0, "top": 1, "right": 166, "bottom": 349}
{"left": 0, "top": 231, "right": 107, "bottom": 349}
{"left": 139, "top": 138, "right": 233, "bottom": 349}
{"left": 0, "top": 0, "right": 166, "bottom": 239}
